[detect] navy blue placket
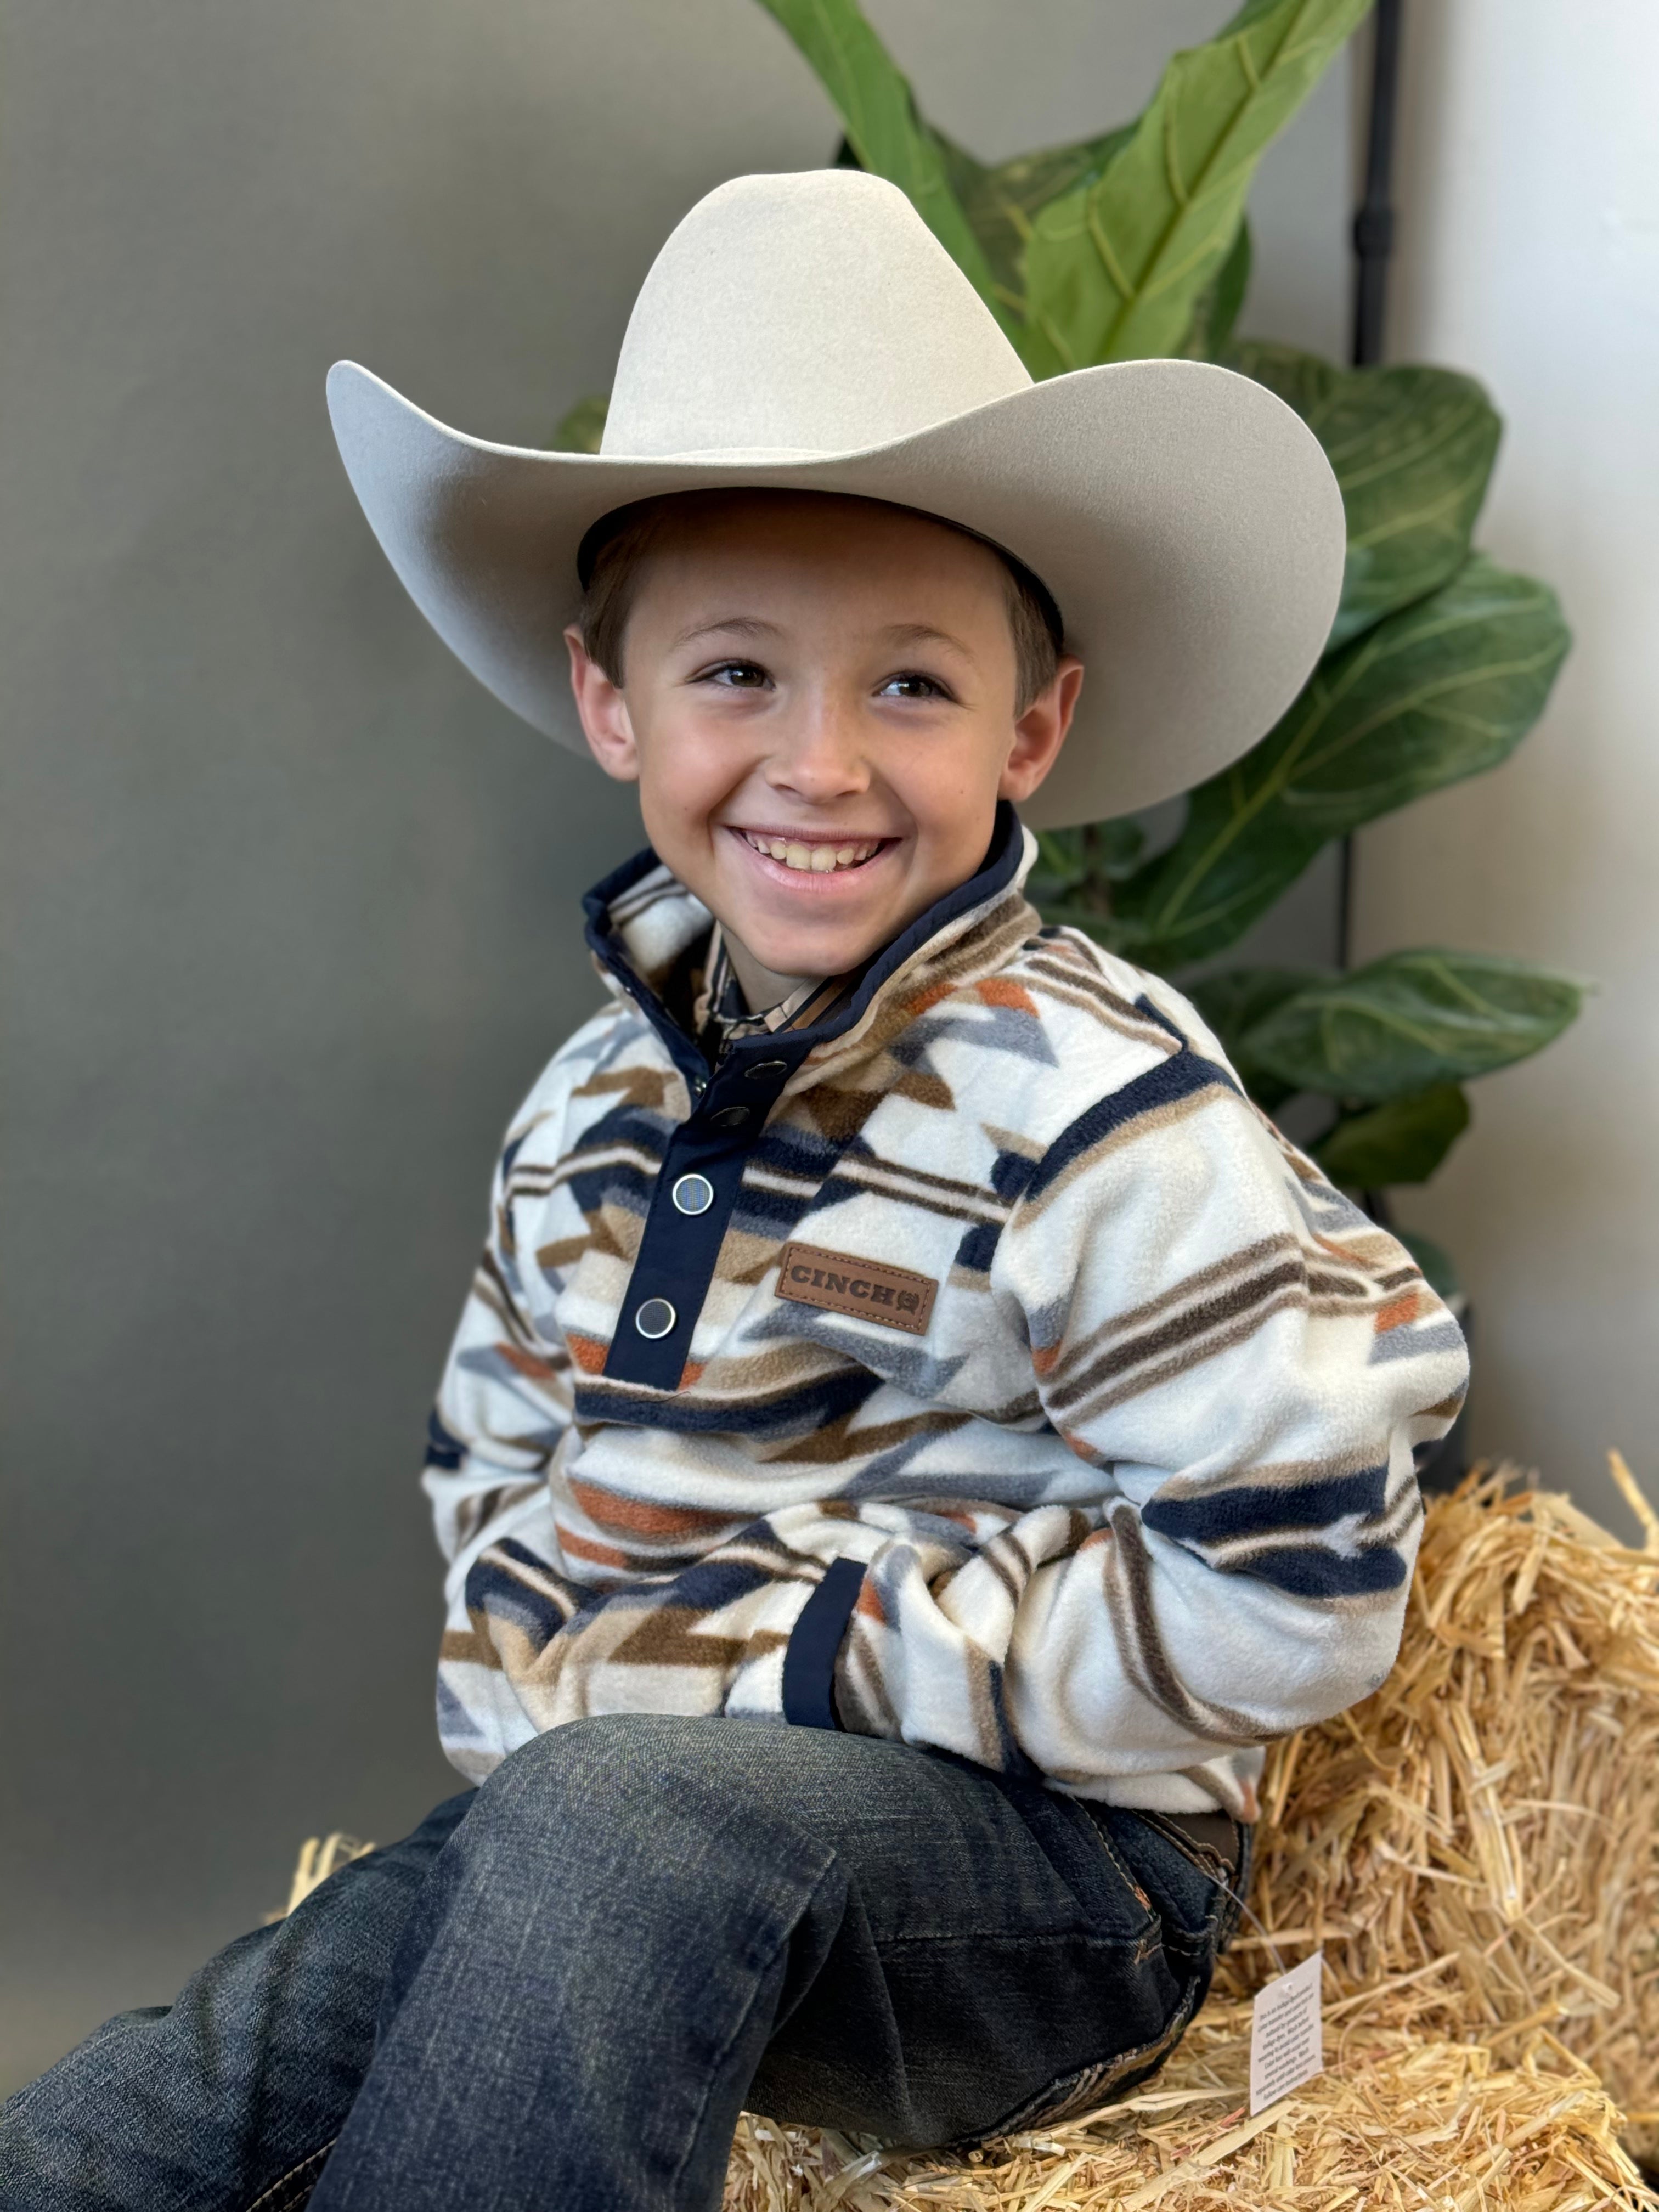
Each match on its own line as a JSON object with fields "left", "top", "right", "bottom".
{"left": 601, "top": 1026, "right": 813, "bottom": 1388}
{"left": 581, "top": 804, "right": 1026, "bottom": 1394}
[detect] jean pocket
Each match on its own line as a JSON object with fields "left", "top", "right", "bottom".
{"left": 1090, "top": 1805, "right": 1251, "bottom": 1965}
{"left": 968, "top": 1962, "right": 1207, "bottom": 2141}
{"left": 1144, "top": 1811, "right": 1252, "bottom": 1958}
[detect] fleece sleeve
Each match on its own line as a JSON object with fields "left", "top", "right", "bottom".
{"left": 827, "top": 1074, "right": 1469, "bottom": 1803}
{"left": 419, "top": 1043, "right": 602, "bottom": 1583}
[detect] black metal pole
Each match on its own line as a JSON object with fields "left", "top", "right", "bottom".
{"left": 1343, "top": 0, "right": 1406, "bottom": 1234}
{"left": 1336, "top": 0, "right": 1404, "bottom": 977}
{"left": 1352, "top": 0, "right": 1404, "bottom": 373}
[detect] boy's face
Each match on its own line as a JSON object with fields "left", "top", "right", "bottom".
{"left": 566, "top": 494, "right": 1082, "bottom": 1001}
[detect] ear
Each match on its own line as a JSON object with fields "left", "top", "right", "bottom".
{"left": 565, "top": 626, "right": 640, "bottom": 782}
{"left": 998, "top": 655, "right": 1085, "bottom": 805}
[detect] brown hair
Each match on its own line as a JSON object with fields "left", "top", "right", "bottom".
{"left": 576, "top": 492, "right": 1062, "bottom": 709}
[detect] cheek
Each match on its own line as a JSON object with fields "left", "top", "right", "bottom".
{"left": 634, "top": 707, "right": 753, "bottom": 838}
{"left": 887, "top": 723, "right": 1008, "bottom": 833}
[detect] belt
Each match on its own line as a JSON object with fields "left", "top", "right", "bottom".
{"left": 1079, "top": 1801, "right": 1244, "bottom": 1880}
{"left": 1160, "top": 1809, "right": 1243, "bottom": 1879}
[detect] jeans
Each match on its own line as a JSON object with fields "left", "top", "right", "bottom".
{"left": 1, "top": 1716, "right": 1248, "bottom": 2212}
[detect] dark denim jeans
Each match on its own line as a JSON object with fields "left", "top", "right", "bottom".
{"left": 1, "top": 1716, "right": 1248, "bottom": 2212}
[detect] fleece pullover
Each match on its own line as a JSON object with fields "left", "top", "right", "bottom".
{"left": 425, "top": 805, "right": 1468, "bottom": 1818}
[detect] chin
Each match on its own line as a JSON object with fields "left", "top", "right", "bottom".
{"left": 751, "top": 927, "right": 870, "bottom": 975}
{"left": 747, "top": 907, "right": 884, "bottom": 970}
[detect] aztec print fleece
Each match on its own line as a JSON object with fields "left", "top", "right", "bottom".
{"left": 425, "top": 820, "right": 1468, "bottom": 1818}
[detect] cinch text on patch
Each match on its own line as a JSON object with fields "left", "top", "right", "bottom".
{"left": 775, "top": 1242, "right": 939, "bottom": 1337}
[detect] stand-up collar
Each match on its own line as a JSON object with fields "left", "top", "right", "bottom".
{"left": 581, "top": 802, "right": 1034, "bottom": 1093}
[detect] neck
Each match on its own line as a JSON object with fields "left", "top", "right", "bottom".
{"left": 721, "top": 928, "right": 822, "bottom": 1014}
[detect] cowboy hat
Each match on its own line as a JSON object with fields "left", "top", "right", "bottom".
{"left": 327, "top": 168, "right": 1344, "bottom": 830}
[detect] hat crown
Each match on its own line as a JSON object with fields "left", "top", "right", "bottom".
{"left": 602, "top": 170, "right": 1031, "bottom": 461}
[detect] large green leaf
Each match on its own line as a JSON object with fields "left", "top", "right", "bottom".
{"left": 1313, "top": 1082, "right": 1471, "bottom": 1186}
{"left": 1019, "top": 0, "right": 1369, "bottom": 371}
{"left": 1187, "top": 964, "right": 1311, "bottom": 1109}
{"left": 1235, "top": 343, "right": 1502, "bottom": 647}
{"left": 1103, "top": 554, "right": 1570, "bottom": 966}
{"left": 1245, "top": 950, "right": 1586, "bottom": 1101}
{"left": 1192, "top": 218, "right": 1254, "bottom": 359}
{"left": 753, "top": 0, "right": 1008, "bottom": 329}
{"left": 935, "top": 125, "right": 1136, "bottom": 332}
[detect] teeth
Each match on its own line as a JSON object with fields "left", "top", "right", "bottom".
{"left": 742, "top": 831, "right": 882, "bottom": 873}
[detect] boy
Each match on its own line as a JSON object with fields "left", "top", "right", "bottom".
{"left": 1, "top": 172, "right": 1466, "bottom": 2211}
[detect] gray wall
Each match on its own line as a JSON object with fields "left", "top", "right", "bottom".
{"left": 0, "top": 0, "right": 1351, "bottom": 2089}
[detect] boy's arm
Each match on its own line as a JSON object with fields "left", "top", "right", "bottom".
{"left": 422, "top": 1085, "right": 582, "bottom": 1579}
{"left": 829, "top": 1075, "right": 1468, "bottom": 1797}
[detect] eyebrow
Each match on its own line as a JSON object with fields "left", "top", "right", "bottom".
{"left": 877, "top": 620, "right": 979, "bottom": 663}
{"left": 669, "top": 614, "right": 785, "bottom": 650}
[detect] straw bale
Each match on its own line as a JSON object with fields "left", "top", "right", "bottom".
{"left": 281, "top": 1831, "right": 373, "bottom": 1917}
{"left": 724, "top": 1988, "right": 1654, "bottom": 2209}
{"left": 266, "top": 1831, "right": 374, "bottom": 1921}
{"left": 1212, "top": 1465, "right": 1659, "bottom": 2155}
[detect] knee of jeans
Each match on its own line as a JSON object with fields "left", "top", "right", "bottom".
{"left": 438, "top": 1722, "right": 623, "bottom": 1886}
{"left": 465, "top": 1716, "right": 698, "bottom": 1838}
{"left": 468, "top": 1717, "right": 822, "bottom": 1871}
{"left": 477, "top": 1725, "right": 721, "bottom": 1915}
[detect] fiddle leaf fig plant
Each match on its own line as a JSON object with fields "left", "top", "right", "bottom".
{"left": 556, "top": 0, "right": 1584, "bottom": 1284}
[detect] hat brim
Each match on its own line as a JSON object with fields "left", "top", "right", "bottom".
{"left": 326, "top": 356, "right": 1344, "bottom": 831}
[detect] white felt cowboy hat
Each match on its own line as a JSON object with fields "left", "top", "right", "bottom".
{"left": 327, "top": 168, "right": 1345, "bottom": 830}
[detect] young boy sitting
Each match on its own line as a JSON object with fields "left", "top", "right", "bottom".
{"left": 2, "top": 171, "right": 1467, "bottom": 2212}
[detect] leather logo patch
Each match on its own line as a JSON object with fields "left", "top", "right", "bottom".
{"left": 776, "top": 1241, "right": 939, "bottom": 1336}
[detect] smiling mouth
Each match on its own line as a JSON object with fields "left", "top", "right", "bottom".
{"left": 733, "top": 828, "right": 891, "bottom": 875}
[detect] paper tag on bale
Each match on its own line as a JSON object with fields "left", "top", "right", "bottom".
{"left": 1249, "top": 1949, "right": 1324, "bottom": 2114}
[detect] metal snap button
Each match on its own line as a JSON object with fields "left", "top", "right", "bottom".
{"left": 634, "top": 1297, "right": 677, "bottom": 1339}
{"left": 671, "top": 1173, "right": 714, "bottom": 1216}
{"left": 710, "top": 1104, "right": 750, "bottom": 1130}
{"left": 744, "top": 1059, "right": 789, "bottom": 1082}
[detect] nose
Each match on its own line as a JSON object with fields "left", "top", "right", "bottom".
{"left": 762, "top": 687, "right": 872, "bottom": 805}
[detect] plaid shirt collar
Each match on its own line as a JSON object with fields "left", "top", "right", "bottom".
{"left": 692, "top": 919, "right": 857, "bottom": 1053}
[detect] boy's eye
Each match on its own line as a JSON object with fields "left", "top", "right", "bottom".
{"left": 879, "top": 672, "right": 950, "bottom": 701}
{"left": 702, "top": 661, "right": 770, "bottom": 690}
